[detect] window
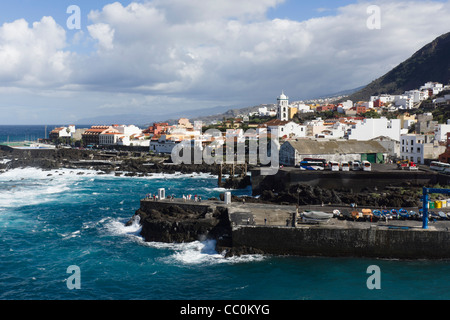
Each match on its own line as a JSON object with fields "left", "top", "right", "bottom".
{"left": 417, "top": 148, "right": 421, "bottom": 153}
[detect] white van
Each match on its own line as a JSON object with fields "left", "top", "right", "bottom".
{"left": 362, "top": 161, "right": 372, "bottom": 172}
{"left": 330, "top": 161, "right": 340, "bottom": 171}
{"left": 341, "top": 162, "right": 350, "bottom": 171}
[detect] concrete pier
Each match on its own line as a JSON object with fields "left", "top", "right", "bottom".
{"left": 135, "top": 198, "right": 450, "bottom": 259}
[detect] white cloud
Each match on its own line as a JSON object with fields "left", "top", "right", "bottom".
{"left": 1, "top": 0, "right": 450, "bottom": 124}
{"left": 0, "top": 16, "right": 71, "bottom": 87}
{"left": 87, "top": 23, "right": 115, "bottom": 50}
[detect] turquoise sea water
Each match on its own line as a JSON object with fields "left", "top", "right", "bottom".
{"left": 1, "top": 126, "right": 450, "bottom": 301}
{"left": 0, "top": 167, "right": 449, "bottom": 301}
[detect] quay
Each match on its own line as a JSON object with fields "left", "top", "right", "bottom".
{"left": 134, "top": 195, "right": 450, "bottom": 260}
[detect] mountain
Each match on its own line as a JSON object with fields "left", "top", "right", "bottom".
{"left": 75, "top": 105, "right": 232, "bottom": 127}
{"left": 347, "top": 31, "right": 450, "bottom": 102}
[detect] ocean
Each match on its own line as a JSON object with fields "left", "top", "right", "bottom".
{"left": 1, "top": 126, "right": 450, "bottom": 302}
{"left": 0, "top": 125, "right": 56, "bottom": 143}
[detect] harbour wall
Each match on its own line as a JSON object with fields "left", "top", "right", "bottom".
{"left": 135, "top": 199, "right": 450, "bottom": 260}
{"left": 251, "top": 168, "right": 449, "bottom": 195}
{"left": 232, "top": 226, "right": 450, "bottom": 260}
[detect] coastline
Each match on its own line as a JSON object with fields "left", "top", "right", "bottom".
{"left": 130, "top": 197, "right": 450, "bottom": 260}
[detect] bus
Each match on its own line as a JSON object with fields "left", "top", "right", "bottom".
{"left": 430, "top": 161, "right": 450, "bottom": 172}
{"left": 303, "top": 158, "right": 329, "bottom": 169}
{"left": 362, "top": 161, "right": 372, "bottom": 172}
{"left": 299, "top": 161, "right": 325, "bottom": 171}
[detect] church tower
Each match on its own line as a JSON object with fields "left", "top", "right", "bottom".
{"left": 277, "top": 91, "right": 289, "bottom": 121}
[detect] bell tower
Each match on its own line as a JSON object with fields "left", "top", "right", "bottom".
{"left": 277, "top": 91, "right": 289, "bottom": 121}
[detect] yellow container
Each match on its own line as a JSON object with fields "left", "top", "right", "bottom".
{"left": 435, "top": 201, "right": 442, "bottom": 209}
{"left": 442, "top": 200, "right": 447, "bottom": 208}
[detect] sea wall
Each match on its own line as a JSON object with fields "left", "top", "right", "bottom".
{"left": 251, "top": 168, "right": 445, "bottom": 195}
{"left": 134, "top": 199, "right": 450, "bottom": 260}
{"left": 231, "top": 226, "right": 450, "bottom": 260}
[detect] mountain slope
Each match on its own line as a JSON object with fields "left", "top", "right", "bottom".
{"left": 347, "top": 31, "right": 450, "bottom": 102}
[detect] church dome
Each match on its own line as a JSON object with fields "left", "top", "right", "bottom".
{"left": 278, "top": 91, "right": 288, "bottom": 100}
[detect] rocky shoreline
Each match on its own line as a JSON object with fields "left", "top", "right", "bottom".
{"left": 0, "top": 146, "right": 242, "bottom": 177}
{"left": 0, "top": 146, "right": 439, "bottom": 209}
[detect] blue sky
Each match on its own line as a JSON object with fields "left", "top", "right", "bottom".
{"left": 0, "top": 0, "right": 450, "bottom": 124}
{"left": 267, "top": 0, "right": 359, "bottom": 20}
{"left": 0, "top": 1, "right": 354, "bottom": 24}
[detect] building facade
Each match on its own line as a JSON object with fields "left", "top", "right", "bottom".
{"left": 400, "top": 134, "right": 446, "bottom": 164}
{"left": 279, "top": 140, "right": 388, "bottom": 166}
{"left": 347, "top": 118, "right": 401, "bottom": 142}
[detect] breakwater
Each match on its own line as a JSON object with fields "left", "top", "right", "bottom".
{"left": 131, "top": 198, "right": 450, "bottom": 260}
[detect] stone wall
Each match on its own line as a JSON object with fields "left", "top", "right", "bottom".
{"left": 231, "top": 226, "right": 450, "bottom": 259}
{"left": 251, "top": 168, "right": 442, "bottom": 195}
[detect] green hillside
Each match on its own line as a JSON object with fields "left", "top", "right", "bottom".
{"left": 348, "top": 32, "right": 450, "bottom": 102}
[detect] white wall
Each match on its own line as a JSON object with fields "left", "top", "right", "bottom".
{"left": 348, "top": 118, "right": 401, "bottom": 141}
{"left": 435, "top": 124, "right": 450, "bottom": 142}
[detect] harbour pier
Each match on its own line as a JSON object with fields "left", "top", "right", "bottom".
{"left": 132, "top": 195, "right": 450, "bottom": 260}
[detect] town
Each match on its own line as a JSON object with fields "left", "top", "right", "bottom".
{"left": 43, "top": 81, "right": 450, "bottom": 170}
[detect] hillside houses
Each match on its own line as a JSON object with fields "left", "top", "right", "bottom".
{"left": 49, "top": 81, "right": 449, "bottom": 165}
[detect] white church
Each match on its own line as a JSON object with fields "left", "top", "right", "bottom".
{"left": 277, "top": 91, "right": 290, "bottom": 121}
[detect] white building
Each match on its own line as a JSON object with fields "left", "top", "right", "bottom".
{"left": 420, "top": 82, "right": 444, "bottom": 95}
{"left": 347, "top": 118, "right": 401, "bottom": 142}
{"left": 113, "top": 124, "right": 142, "bottom": 137}
{"left": 49, "top": 125, "right": 76, "bottom": 140}
{"left": 99, "top": 131, "right": 121, "bottom": 145}
{"left": 258, "top": 106, "right": 277, "bottom": 117}
{"left": 295, "top": 103, "right": 314, "bottom": 114}
{"left": 261, "top": 119, "right": 306, "bottom": 139}
{"left": 337, "top": 100, "right": 354, "bottom": 113}
{"left": 400, "top": 134, "right": 446, "bottom": 164}
{"left": 99, "top": 125, "right": 144, "bottom": 146}
{"left": 150, "top": 135, "right": 181, "bottom": 154}
{"left": 277, "top": 91, "right": 290, "bottom": 121}
{"left": 435, "top": 124, "right": 450, "bottom": 142}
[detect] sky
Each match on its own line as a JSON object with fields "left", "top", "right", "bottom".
{"left": 0, "top": 0, "right": 450, "bottom": 125}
